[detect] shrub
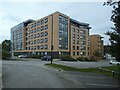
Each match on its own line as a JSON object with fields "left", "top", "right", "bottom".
{"left": 61, "top": 56, "right": 77, "bottom": 61}
{"left": 28, "top": 54, "right": 42, "bottom": 59}
{"left": 77, "top": 57, "right": 85, "bottom": 61}
{"left": 77, "top": 57, "right": 90, "bottom": 62}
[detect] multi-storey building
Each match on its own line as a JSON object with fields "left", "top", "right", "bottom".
{"left": 11, "top": 11, "right": 91, "bottom": 59}
{"left": 90, "top": 34, "right": 104, "bottom": 60}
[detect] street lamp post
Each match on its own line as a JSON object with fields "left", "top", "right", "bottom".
{"left": 51, "top": 15, "right": 53, "bottom": 64}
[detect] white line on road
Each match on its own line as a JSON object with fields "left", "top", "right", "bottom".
{"left": 86, "top": 83, "right": 118, "bottom": 87}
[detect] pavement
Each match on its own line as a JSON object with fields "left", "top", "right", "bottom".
{"left": 2, "top": 60, "right": 120, "bottom": 88}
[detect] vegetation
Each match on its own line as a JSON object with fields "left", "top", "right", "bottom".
{"left": 93, "top": 50, "right": 102, "bottom": 60}
{"left": 104, "top": 0, "right": 120, "bottom": 61}
{"left": 28, "top": 54, "right": 42, "bottom": 59}
{"left": 45, "top": 63, "right": 120, "bottom": 79}
{"left": 101, "top": 65, "right": 120, "bottom": 72}
{"left": 61, "top": 55, "right": 77, "bottom": 61}
{"left": 77, "top": 57, "right": 90, "bottom": 61}
{"left": 2, "top": 40, "right": 11, "bottom": 59}
{"left": 45, "top": 63, "right": 97, "bottom": 72}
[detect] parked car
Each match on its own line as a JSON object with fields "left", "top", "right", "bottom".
{"left": 18, "top": 55, "right": 28, "bottom": 58}
{"left": 109, "top": 60, "right": 120, "bottom": 65}
{"left": 41, "top": 56, "right": 51, "bottom": 61}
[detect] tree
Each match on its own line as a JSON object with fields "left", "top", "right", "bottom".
{"left": 93, "top": 50, "right": 102, "bottom": 60}
{"left": 104, "top": 0, "right": 120, "bottom": 61}
{"left": 2, "top": 40, "right": 11, "bottom": 59}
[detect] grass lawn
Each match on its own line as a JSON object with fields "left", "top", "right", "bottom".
{"left": 101, "top": 65, "right": 120, "bottom": 72}
{"left": 45, "top": 63, "right": 120, "bottom": 79}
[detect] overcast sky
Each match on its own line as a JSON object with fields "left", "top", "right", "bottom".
{"left": 0, "top": 2, "right": 113, "bottom": 45}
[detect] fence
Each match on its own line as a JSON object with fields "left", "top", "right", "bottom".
{"left": 98, "top": 68, "right": 120, "bottom": 77}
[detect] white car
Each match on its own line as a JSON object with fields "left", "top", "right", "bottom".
{"left": 18, "top": 55, "right": 28, "bottom": 58}
{"left": 109, "top": 60, "right": 120, "bottom": 65}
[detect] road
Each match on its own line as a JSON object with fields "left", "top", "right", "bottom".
{"left": 2, "top": 60, "right": 119, "bottom": 88}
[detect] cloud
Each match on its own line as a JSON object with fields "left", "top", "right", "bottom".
{"left": 0, "top": 2, "right": 113, "bottom": 45}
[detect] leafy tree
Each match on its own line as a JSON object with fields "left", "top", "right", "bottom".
{"left": 2, "top": 40, "right": 11, "bottom": 59}
{"left": 104, "top": 0, "right": 120, "bottom": 61}
{"left": 93, "top": 50, "right": 102, "bottom": 60}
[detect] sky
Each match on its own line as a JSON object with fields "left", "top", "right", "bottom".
{"left": 0, "top": 2, "right": 113, "bottom": 45}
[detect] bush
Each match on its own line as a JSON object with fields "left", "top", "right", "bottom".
{"left": 28, "top": 54, "right": 42, "bottom": 59}
{"left": 77, "top": 57, "right": 85, "bottom": 61}
{"left": 61, "top": 56, "right": 77, "bottom": 61}
{"left": 77, "top": 57, "right": 90, "bottom": 62}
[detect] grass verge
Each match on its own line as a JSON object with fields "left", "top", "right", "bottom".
{"left": 45, "top": 63, "right": 120, "bottom": 79}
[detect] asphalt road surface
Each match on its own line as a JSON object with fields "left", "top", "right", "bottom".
{"left": 2, "top": 60, "right": 119, "bottom": 88}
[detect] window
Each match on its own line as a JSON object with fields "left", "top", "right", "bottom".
{"left": 73, "top": 34, "right": 75, "bottom": 38}
{"left": 34, "top": 34, "right": 36, "bottom": 38}
{"left": 41, "top": 39, "right": 44, "bottom": 43}
{"left": 88, "top": 47, "right": 89, "bottom": 50}
{"left": 77, "top": 35, "right": 79, "bottom": 39}
{"left": 72, "top": 28, "right": 75, "bottom": 32}
{"left": 80, "top": 35, "right": 86, "bottom": 39}
{"left": 59, "top": 16, "right": 62, "bottom": 20}
{"left": 41, "top": 20, "right": 44, "bottom": 25}
{"left": 77, "top": 52, "right": 79, "bottom": 55}
{"left": 41, "top": 32, "right": 44, "bottom": 37}
{"left": 45, "top": 18, "right": 48, "bottom": 23}
{"left": 44, "top": 45, "right": 48, "bottom": 49}
{"left": 44, "top": 25, "right": 48, "bottom": 30}
{"left": 77, "top": 40, "right": 79, "bottom": 44}
{"left": 83, "top": 30, "right": 86, "bottom": 34}
{"left": 34, "top": 46, "right": 36, "bottom": 50}
{"left": 73, "top": 40, "right": 75, "bottom": 44}
{"left": 37, "top": 27, "right": 40, "bottom": 32}
{"left": 77, "top": 46, "right": 79, "bottom": 50}
{"left": 80, "top": 30, "right": 86, "bottom": 34}
{"left": 82, "top": 36, "right": 86, "bottom": 39}
{"left": 76, "top": 29, "right": 79, "bottom": 33}
{"left": 31, "top": 46, "right": 33, "bottom": 50}
{"left": 37, "top": 33, "right": 40, "bottom": 38}
{"left": 73, "top": 52, "right": 75, "bottom": 56}
{"left": 37, "top": 39, "right": 40, "bottom": 44}
{"left": 37, "top": 21, "right": 40, "bottom": 26}
{"left": 80, "top": 52, "right": 86, "bottom": 56}
{"left": 31, "top": 24, "right": 33, "bottom": 28}
{"left": 81, "top": 41, "right": 86, "bottom": 45}
{"left": 34, "top": 40, "right": 36, "bottom": 44}
{"left": 73, "top": 46, "right": 75, "bottom": 50}
{"left": 80, "top": 46, "right": 86, "bottom": 50}
{"left": 31, "top": 35, "right": 33, "bottom": 39}
{"left": 44, "top": 38, "right": 48, "bottom": 43}
{"left": 41, "top": 45, "right": 44, "bottom": 49}
{"left": 33, "top": 29, "right": 36, "bottom": 33}
{"left": 33, "top": 23, "right": 36, "bottom": 27}
{"left": 44, "top": 31, "right": 48, "bottom": 36}
{"left": 41, "top": 26, "right": 44, "bottom": 31}
{"left": 28, "top": 41, "right": 30, "bottom": 45}
{"left": 37, "top": 46, "right": 40, "bottom": 49}
{"left": 31, "top": 30, "right": 33, "bottom": 33}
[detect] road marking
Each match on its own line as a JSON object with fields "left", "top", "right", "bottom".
{"left": 86, "top": 83, "right": 118, "bottom": 87}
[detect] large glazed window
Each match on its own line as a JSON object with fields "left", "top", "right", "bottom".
{"left": 59, "top": 15, "right": 68, "bottom": 50}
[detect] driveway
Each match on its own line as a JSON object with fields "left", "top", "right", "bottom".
{"left": 2, "top": 60, "right": 119, "bottom": 88}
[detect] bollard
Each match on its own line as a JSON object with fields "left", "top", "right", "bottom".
{"left": 99, "top": 68, "right": 102, "bottom": 72}
{"left": 112, "top": 71, "right": 114, "bottom": 77}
